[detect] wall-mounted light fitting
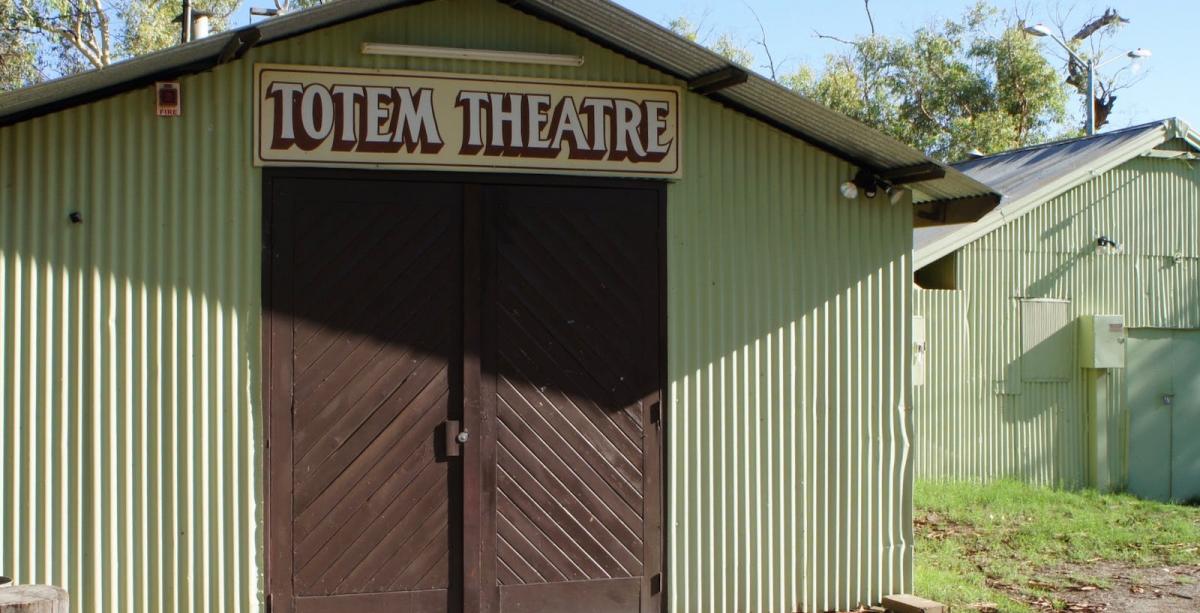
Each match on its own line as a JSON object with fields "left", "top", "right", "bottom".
{"left": 361, "top": 43, "right": 585, "bottom": 67}
{"left": 886, "top": 185, "right": 908, "bottom": 206}
{"left": 841, "top": 169, "right": 893, "bottom": 202}
{"left": 1096, "top": 235, "right": 1122, "bottom": 254}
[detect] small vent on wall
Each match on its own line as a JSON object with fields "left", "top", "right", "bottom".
{"left": 1020, "top": 298, "right": 1074, "bottom": 382}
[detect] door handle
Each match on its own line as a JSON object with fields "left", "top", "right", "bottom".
{"left": 445, "top": 420, "right": 466, "bottom": 456}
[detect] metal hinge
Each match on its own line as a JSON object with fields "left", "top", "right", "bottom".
{"left": 649, "top": 402, "right": 661, "bottom": 426}
{"left": 650, "top": 573, "right": 662, "bottom": 594}
{"left": 265, "top": 593, "right": 272, "bottom": 613}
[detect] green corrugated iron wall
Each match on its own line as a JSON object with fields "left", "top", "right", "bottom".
{"left": 0, "top": 0, "right": 915, "bottom": 610}
{"left": 912, "top": 290, "right": 970, "bottom": 480}
{"left": 0, "top": 59, "right": 261, "bottom": 613}
{"left": 668, "top": 93, "right": 914, "bottom": 613}
{"left": 914, "top": 154, "right": 1200, "bottom": 488}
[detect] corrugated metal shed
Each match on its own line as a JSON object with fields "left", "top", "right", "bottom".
{"left": 912, "top": 119, "right": 1200, "bottom": 489}
{"left": 0, "top": 0, "right": 929, "bottom": 610}
{"left": 0, "top": 0, "right": 996, "bottom": 205}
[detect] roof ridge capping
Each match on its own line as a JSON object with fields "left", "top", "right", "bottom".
{"left": 915, "top": 116, "right": 1198, "bottom": 269}
{"left": 1163, "top": 117, "right": 1200, "bottom": 149}
{"left": 0, "top": 0, "right": 997, "bottom": 207}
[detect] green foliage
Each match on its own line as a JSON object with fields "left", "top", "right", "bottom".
{"left": 915, "top": 480, "right": 1200, "bottom": 612}
{"left": 788, "top": 1, "right": 1069, "bottom": 161}
{"left": 669, "top": 15, "right": 753, "bottom": 68}
{"left": 0, "top": 0, "right": 296, "bottom": 91}
{"left": 119, "top": 0, "right": 241, "bottom": 61}
{"left": 0, "top": 0, "right": 43, "bottom": 90}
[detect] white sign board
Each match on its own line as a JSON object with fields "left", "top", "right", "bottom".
{"left": 254, "top": 64, "right": 682, "bottom": 178}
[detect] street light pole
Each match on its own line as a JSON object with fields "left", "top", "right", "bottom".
{"left": 1085, "top": 59, "right": 1095, "bottom": 135}
{"left": 1022, "top": 23, "right": 1149, "bottom": 136}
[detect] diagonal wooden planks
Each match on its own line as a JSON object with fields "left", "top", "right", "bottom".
{"left": 286, "top": 190, "right": 462, "bottom": 601}
{"left": 492, "top": 192, "right": 657, "bottom": 589}
{"left": 271, "top": 178, "right": 660, "bottom": 613}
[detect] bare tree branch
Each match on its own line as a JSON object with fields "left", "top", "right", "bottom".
{"left": 743, "top": 3, "right": 778, "bottom": 80}
{"left": 863, "top": 0, "right": 876, "bottom": 36}
{"left": 813, "top": 30, "right": 860, "bottom": 47}
{"left": 1070, "top": 8, "right": 1128, "bottom": 42}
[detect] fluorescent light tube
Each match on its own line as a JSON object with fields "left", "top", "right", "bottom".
{"left": 361, "top": 43, "right": 584, "bottom": 67}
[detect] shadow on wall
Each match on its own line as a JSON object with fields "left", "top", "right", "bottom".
{"left": 2, "top": 159, "right": 917, "bottom": 613}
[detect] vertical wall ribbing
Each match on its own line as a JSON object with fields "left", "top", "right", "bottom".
{"left": 914, "top": 154, "right": 1200, "bottom": 488}
{"left": 0, "top": 0, "right": 914, "bottom": 610}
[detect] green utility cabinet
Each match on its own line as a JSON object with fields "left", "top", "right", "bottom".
{"left": 1079, "top": 314, "right": 1126, "bottom": 368}
{"left": 1126, "top": 329, "right": 1200, "bottom": 502}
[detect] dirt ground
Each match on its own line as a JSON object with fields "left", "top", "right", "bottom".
{"left": 1033, "top": 562, "right": 1200, "bottom": 612}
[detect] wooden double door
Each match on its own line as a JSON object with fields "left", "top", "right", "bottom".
{"left": 265, "top": 172, "right": 663, "bottom": 613}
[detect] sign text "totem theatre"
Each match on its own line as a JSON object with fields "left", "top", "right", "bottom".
{"left": 255, "top": 64, "right": 682, "bottom": 177}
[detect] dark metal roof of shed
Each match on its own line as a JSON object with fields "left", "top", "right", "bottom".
{"left": 0, "top": 0, "right": 997, "bottom": 205}
{"left": 914, "top": 117, "right": 1200, "bottom": 267}
{"left": 949, "top": 121, "right": 1166, "bottom": 211}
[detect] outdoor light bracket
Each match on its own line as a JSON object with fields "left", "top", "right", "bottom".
{"left": 877, "top": 162, "right": 947, "bottom": 185}
{"left": 688, "top": 66, "right": 750, "bottom": 95}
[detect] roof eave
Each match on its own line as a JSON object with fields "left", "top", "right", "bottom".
{"left": 0, "top": 0, "right": 1000, "bottom": 205}
{"left": 0, "top": 0, "right": 429, "bottom": 129}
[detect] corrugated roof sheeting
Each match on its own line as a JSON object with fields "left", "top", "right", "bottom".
{"left": 914, "top": 120, "right": 1193, "bottom": 267}
{"left": 952, "top": 121, "right": 1168, "bottom": 209}
{"left": 0, "top": 0, "right": 996, "bottom": 204}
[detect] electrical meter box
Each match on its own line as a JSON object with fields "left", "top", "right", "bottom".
{"left": 1078, "top": 314, "right": 1126, "bottom": 368}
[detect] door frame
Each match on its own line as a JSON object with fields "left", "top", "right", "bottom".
{"left": 262, "top": 168, "right": 669, "bottom": 613}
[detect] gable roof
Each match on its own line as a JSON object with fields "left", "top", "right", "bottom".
{"left": 0, "top": 0, "right": 997, "bottom": 205}
{"left": 914, "top": 117, "right": 1200, "bottom": 268}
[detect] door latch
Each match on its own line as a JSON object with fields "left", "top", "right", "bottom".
{"left": 445, "top": 420, "right": 466, "bottom": 457}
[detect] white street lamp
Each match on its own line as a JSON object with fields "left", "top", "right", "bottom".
{"left": 1023, "top": 23, "right": 1151, "bottom": 135}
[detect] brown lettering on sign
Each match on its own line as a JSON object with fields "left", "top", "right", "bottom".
{"left": 255, "top": 64, "right": 681, "bottom": 177}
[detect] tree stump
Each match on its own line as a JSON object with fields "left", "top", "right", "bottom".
{"left": 0, "top": 585, "right": 68, "bottom": 613}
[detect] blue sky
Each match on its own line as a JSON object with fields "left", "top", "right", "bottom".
{"left": 231, "top": 0, "right": 1197, "bottom": 131}
{"left": 609, "top": 0, "right": 1198, "bottom": 131}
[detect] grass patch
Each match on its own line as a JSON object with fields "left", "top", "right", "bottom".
{"left": 914, "top": 479, "right": 1200, "bottom": 612}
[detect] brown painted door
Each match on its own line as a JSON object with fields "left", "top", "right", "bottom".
{"left": 482, "top": 185, "right": 662, "bottom": 613}
{"left": 267, "top": 178, "right": 464, "bottom": 613}
{"left": 267, "top": 175, "right": 662, "bottom": 613}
